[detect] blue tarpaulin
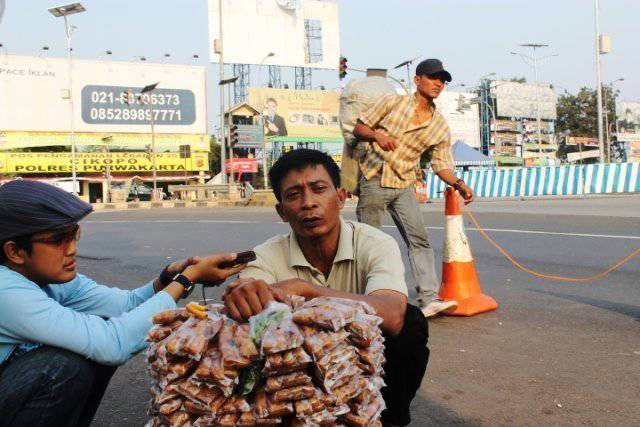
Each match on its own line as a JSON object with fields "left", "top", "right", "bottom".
{"left": 452, "top": 141, "right": 494, "bottom": 167}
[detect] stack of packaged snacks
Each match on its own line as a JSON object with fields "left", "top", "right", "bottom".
{"left": 145, "top": 298, "right": 386, "bottom": 427}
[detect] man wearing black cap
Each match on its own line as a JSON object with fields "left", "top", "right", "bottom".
{"left": 353, "top": 58, "right": 475, "bottom": 318}
{"left": 0, "top": 180, "right": 247, "bottom": 427}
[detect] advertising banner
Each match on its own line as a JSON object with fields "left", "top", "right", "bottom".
{"left": 566, "top": 137, "right": 599, "bottom": 147}
{"left": 0, "top": 55, "right": 207, "bottom": 138}
{"left": 0, "top": 152, "right": 209, "bottom": 174}
{"left": 434, "top": 91, "right": 481, "bottom": 149}
{"left": 208, "top": 0, "right": 340, "bottom": 70}
{"left": 235, "top": 124, "right": 264, "bottom": 148}
{"left": 625, "top": 141, "right": 640, "bottom": 163}
{"left": 493, "top": 81, "right": 557, "bottom": 120}
{"left": 248, "top": 87, "right": 341, "bottom": 139}
{"left": 616, "top": 101, "right": 640, "bottom": 142}
{"left": 225, "top": 158, "right": 258, "bottom": 173}
{"left": 0, "top": 131, "right": 209, "bottom": 151}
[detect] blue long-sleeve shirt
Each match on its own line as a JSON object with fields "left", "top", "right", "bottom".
{"left": 0, "top": 266, "right": 176, "bottom": 366}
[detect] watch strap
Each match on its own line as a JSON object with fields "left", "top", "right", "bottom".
{"left": 172, "top": 273, "right": 195, "bottom": 298}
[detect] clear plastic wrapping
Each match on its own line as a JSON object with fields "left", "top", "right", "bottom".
{"left": 264, "top": 371, "right": 312, "bottom": 393}
{"left": 260, "top": 317, "right": 304, "bottom": 355}
{"left": 263, "top": 347, "right": 312, "bottom": 376}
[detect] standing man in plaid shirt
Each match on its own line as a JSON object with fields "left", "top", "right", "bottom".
{"left": 353, "top": 58, "right": 475, "bottom": 318}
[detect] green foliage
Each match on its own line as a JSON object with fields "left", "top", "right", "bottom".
{"left": 556, "top": 86, "right": 618, "bottom": 137}
{"left": 209, "top": 134, "right": 221, "bottom": 174}
{"left": 509, "top": 77, "right": 527, "bottom": 83}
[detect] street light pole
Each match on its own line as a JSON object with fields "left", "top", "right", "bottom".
{"left": 48, "top": 2, "right": 86, "bottom": 195}
{"left": 511, "top": 45, "right": 557, "bottom": 165}
{"left": 594, "top": 0, "right": 605, "bottom": 163}
{"left": 217, "top": 0, "right": 226, "bottom": 184}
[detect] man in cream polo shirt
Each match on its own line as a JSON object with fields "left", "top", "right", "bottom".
{"left": 223, "top": 149, "right": 429, "bottom": 426}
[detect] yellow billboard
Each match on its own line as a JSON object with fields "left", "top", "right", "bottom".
{"left": 0, "top": 131, "right": 210, "bottom": 151}
{"left": 248, "top": 88, "right": 341, "bottom": 139}
{"left": 0, "top": 152, "right": 209, "bottom": 174}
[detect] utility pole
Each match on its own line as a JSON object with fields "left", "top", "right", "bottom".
{"left": 217, "top": 0, "right": 226, "bottom": 183}
{"left": 594, "top": 0, "right": 605, "bottom": 163}
{"left": 394, "top": 56, "right": 420, "bottom": 95}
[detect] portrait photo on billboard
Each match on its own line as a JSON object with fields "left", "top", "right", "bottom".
{"left": 263, "top": 98, "right": 288, "bottom": 137}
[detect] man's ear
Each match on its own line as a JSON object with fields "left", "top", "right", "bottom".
{"left": 3, "top": 241, "right": 26, "bottom": 265}
{"left": 337, "top": 188, "right": 347, "bottom": 210}
{"left": 275, "top": 203, "right": 288, "bottom": 223}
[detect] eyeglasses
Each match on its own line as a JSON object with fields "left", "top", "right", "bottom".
{"left": 30, "top": 225, "right": 81, "bottom": 246}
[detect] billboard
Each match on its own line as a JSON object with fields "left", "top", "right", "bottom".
{"left": 208, "top": 0, "right": 339, "bottom": 69}
{"left": 616, "top": 101, "right": 640, "bottom": 142}
{"left": 0, "top": 152, "right": 209, "bottom": 174}
{"left": 248, "top": 87, "right": 341, "bottom": 139}
{"left": 0, "top": 55, "right": 207, "bottom": 143}
{"left": 493, "top": 81, "right": 557, "bottom": 120}
{"left": 434, "top": 91, "right": 481, "bottom": 149}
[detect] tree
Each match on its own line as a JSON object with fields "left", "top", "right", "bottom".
{"left": 556, "top": 85, "right": 618, "bottom": 137}
{"left": 509, "top": 77, "right": 527, "bottom": 83}
{"left": 209, "top": 134, "right": 221, "bottom": 174}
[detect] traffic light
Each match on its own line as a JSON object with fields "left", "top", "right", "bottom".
{"left": 339, "top": 56, "right": 348, "bottom": 80}
{"left": 229, "top": 125, "right": 239, "bottom": 147}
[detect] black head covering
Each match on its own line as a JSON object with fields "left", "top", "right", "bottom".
{"left": 0, "top": 180, "right": 93, "bottom": 241}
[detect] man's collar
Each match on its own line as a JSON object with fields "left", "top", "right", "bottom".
{"left": 412, "top": 92, "right": 436, "bottom": 110}
{"left": 288, "top": 217, "right": 354, "bottom": 269}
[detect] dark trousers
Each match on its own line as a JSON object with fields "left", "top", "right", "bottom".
{"left": 0, "top": 346, "right": 117, "bottom": 427}
{"left": 381, "top": 304, "right": 430, "bottom": 426}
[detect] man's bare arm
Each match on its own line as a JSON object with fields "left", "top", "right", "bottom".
{"left": 353, "top": 121, "right": 398, "bottom": 151}
{"left": 435, "top": 168, "right": 474, "bottom": 204}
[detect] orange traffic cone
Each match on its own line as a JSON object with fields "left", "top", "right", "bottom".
{"left": 439, "top": 187, "right": 498, "bottom": 316}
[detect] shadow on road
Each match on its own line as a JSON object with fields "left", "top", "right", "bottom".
{"left": 410, "top": 393, "right": 481, "bottom": 426}
{"left": 529, "top": 289, "right": 640, "bottom": 322}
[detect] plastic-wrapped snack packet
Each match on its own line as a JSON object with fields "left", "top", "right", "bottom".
{"left": 292, "top": 301, "right": 356, "bottom": 332}
{"left": 166, "top": 357, "right": 198, "bottom": 383}
{"left": 195, "top": 346, "right": 238, "bottom": 385}
{"left": 349, "top": 389, "right": 385, "bottom": 418}
{"left": 219, "top": 395, "right": 251, "bottom": 414}
{"left": 192, "top": 416, "right": 215, "bottom": 427}
{"left": 235, "top": 323, "right": 260, "bottom": 361}
{"left": 160, "top": 411, "right": 192, "bottom": 427}
{"left": 289, "top": 295, "right": 306, "bottom": 311}
{"left": 248, "top": 301, "right": 292, "bottom": 346}
{"left": 263, "top": 347, "right": 312, "bottom": 375}
{"left": 346, "top": 314, "right": 383, "bottom": 348}
{"left": 177, "top": 378, "right": 222, "bottom": 406}
{"left": 183, "top": 399, "right": 211, "bottom": 416}
{"left": 237, "top": 411, "right": 282, "bottom": 427}
{"left": 342, "top": 391, "right": 385, "bottom": 427}
{"left": 214, "top": 413, "right": 238, "bottom": 427}
{"left": 333, "top": 376, "right": 367, "bottom": 405}
{"left": 316, "top": 345, "right": 357, "bottom": 371}
{"left": 264, "top": 370, "right": 312, "bottom": 392}
{"left": 355, "top": 343, "right": 385, "bottom": 375}
{"left": 300, "top": 327, "right": 349, "bottom": 361}
{"left": 158, "top": 397, "right": 183, "bottom": 415}
{"left": 261, "top": 317, "right": 304, "bottom": 355}
{"left": 167, "top": 317, "right": 221, "bottom": 359}
{"left": 148, "top": 325, "right": 173, "bottom": 342}
{"left": 218, "top": 321, "right": 253, "bottom": 369}
{"left": 270, "top": 383, "right": 316, "bottom": 402}
{"left": 253, "top": 388, "right": 270, "bottom": 419}
{"left": 293, "top": 394, "right": 326, "bottom": 416}
{"left": 153, "top": 308, "right": 190, "bottom": 325}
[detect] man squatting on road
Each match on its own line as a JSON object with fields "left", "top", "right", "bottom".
{"left": 0, "top": 180, "right": 247, "bottom": 427}
{"left": 352, "top": 58, "right": 475, "bottom": 318}
{"left": 223, "top": 149, "right": 429, "bottom": 426}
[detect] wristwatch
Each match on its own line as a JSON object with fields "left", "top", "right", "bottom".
{"left": 453, "top": 178, "right": 465, "bottom": 191}
{"left": 171, "top": 273, "right": 195, "bottom": 299}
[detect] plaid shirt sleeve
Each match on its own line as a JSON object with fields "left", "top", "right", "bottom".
{"left": 428, "top": 128, "right": 454, "bottom": 173}
{"left": 358, "top": 94, "right": 398, "bottom": 128}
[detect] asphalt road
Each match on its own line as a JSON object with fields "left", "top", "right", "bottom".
{"left": 80, "top": 195, "right": 640, "bottom": 426}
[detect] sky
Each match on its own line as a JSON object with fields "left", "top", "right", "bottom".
{"left": 1, "top": 0, "right": 638, "bottom": 130}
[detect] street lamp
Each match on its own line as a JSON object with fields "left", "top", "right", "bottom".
{"left": 511, "top": 45, "right": 558, "bottom": 163}
{"left": 48, "top": 2, "right": 85, "bottom": 195}
{"left": 394, "top": 56, "right": 421, "bottom": 94}
{"left": 258, "top": 52, "right": 275, "bottom": 87}
{"left": 124, "top": 83, "right": 161, "bottom": 200}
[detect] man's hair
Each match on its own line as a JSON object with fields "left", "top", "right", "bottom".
{"left": 0, "top": 234, "right": 33, "bottom": 265}
{"left": 269, "top": 149, "right": 340, "bottom": 201}
{"left": 265, "top": 98, "right": 277, "bottom": 106}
